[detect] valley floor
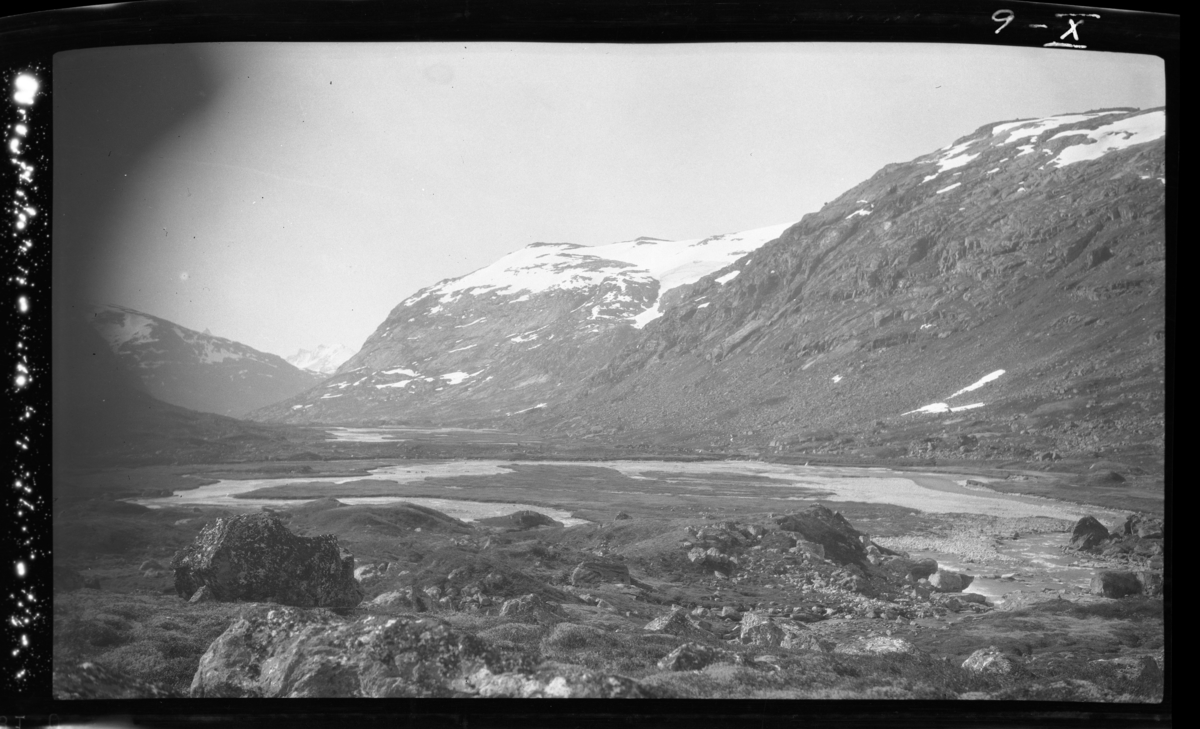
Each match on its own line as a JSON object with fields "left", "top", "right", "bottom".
{"left": 52, "top": 435, "right": 1167, "bottom": 702}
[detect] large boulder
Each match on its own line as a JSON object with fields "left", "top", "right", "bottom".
{"left": 1068, "top": 516, "right": 1111, "bottom": 552}
{"left": 191, "top": 607, "right": 533, "bottom": 698}
{"left": 878, "top": 556, "right": 938, "bottom": 582}
{"left": 962, "top": 646, "right": 1021, "bottom": 675}
{"left": 1090, "top": 570, "right": 1142, "bottom": 598}
{"left": 928, "top": 570, "right": 974, "bottom": 593}
{"left": 171, "top": 513, "right": 363, "bottom": 608}
{"left": 1136, "top": 571, "right": 1164, "bottom": 597}
{"left": 368, "top": 587, "right": 431, "bottom": 612}
{"left": 773, "top": 505, "right": 869, "bottom": 567}
{"left": 1113, "top": 514, "right": 1164, "bottom": 540}
{"left": 643, "top": 607, "right": 706, "bottom": 637}
{"left": 736, "top": 612, "right": 812, "bottom": 650}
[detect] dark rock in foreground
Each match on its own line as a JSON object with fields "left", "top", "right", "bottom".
{"left": 773, "top": 505, "right": 869, "bottom": 567}
{"left": 962, "top": 646, "right": 1022, "bottom": 675}
{"left": 1068, "top": 516, "right": 1111, "bottom": 552}
{"left": 171, "top": 513, "right": 363, "bottom": 608}
{"left": 1090, "top": 570, "right": 1142, "bottom": 599}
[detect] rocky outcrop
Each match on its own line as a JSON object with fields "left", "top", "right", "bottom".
{"left": 190, "top": 607, "right": 532, "bottom": 698}
{"left": 1090, "top": 570, "right": 1142, "bottom": 598}
{"left": 1113, "top": 514, "right": 1164, "bottom": 540}
{"left": 962, "top": 646, "right": 1021, "bottom": 675}
{"left": 736, "top": 612, "right": 814, "bottom": 650}
{"left": 171, "top": 513, "right": 363, "bottom": 608}
{"left": 656, "top": 642, "right": 747, "bottom": 671}
{"left": 643, "top": 607, "right": 706, "bottom": 637}
{"left": 1068, "top": 516, "right": 1112, "bottom": 552}
{"left": 773, "top": 505, "right": 869, "bottom": 567}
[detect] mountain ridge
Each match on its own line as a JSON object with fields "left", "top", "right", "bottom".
{"left": 87, "top": 304, "right": 323, "bottom": 418}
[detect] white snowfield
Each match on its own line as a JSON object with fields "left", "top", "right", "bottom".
{"left": 1049, "top": 111, "right": 1166, "bottom": 167}
{"left": 919, "top": 109, "right": 1163, "bottom": 184}
{"left": 949, "top": 369, "right": 1005, "bottom": 399}
{"left": 411, "top": 222, "right": 793, "bottom": 330}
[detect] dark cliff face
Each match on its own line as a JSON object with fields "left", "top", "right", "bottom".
{"left": 86, "top": 304, "right": 323, "bottom": 418}
{"left": 542, "top": 109, "right": 1166, "bottom": 450}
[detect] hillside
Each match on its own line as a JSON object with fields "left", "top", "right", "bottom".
{"left": 87, "top": 304, "right": 324, "bottom": 418}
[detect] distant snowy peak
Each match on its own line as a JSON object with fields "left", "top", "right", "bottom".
{"left": 403, "top": 221, "right": 795, "bottom": 328}
{"left": 286, "top": 344, "right": 356, "bottom": 375}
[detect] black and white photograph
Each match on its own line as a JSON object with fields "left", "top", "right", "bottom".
{"left": 47, "top": 36, "right": 1167, "bottom": 703}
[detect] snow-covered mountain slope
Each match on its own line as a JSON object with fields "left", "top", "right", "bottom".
{"left": 530, "top": 108, "right": 1167, "bottom": 457}
{"left": 286, "top": 344, "right": 356, "bottom": 375}
{"left": 86, "top": 305, "right": 323, "bottom": 418}
{"left": 251, "top": 223, "right": 792, "bottom": 424}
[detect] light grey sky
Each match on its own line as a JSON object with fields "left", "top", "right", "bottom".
{"left": 54, "top": 43, "right": 1164, "bottom": 358}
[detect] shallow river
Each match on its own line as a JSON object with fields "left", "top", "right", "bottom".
{"left": 130, "top": 458, "right": 1119, "bottom": 524}
{"left": 129, "top": 450, "right": 1124, "bottom": 599}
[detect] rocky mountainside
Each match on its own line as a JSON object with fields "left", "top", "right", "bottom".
{"left": 86, "top": 304, "right": 323, "bottom": 418}
{"left": 538, "top": 108, "right": 1167, "bottom": 459}
{"left": 286, "top": 344, "right": 356, "bottom": 375}
{"left": 252, "top": 223, "right": 792, "bottom": 424}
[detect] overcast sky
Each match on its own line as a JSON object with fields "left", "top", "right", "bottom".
{"left": 53, "top": 43, "right": 1165, "bottom": 358}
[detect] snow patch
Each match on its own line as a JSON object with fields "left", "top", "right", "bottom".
{"left": 831, "top": 375, "right": 843, "bottom": 383}
{"left": 1049, "top": 110, "right": 1165, "bottom": 167}
{"left": 848, "top": 208, "right": 871, "bottom": 218}
{"left": 948, "top": 369, "right": 1005, "bottom": 399}
{"left": 991, "top": 112, "right": 1111, "bottom": 143}
{"left": 382, "top": 367, "right": 420, "bottom": 377}
{"left": 441, "top": 370, "right": 482, "bottom": 385}
{"left": 320, "top": 393, "right": 343, "bottom": 399}
{"left": 715, "top": 270, "right": 740, "bottom": 285}
{"left": 375, "top": 380, "right": 412, "bottom": 389}
{"left": 935, "top": 182, "right": 961, "bottom": 194}
{"left": 448, "top": 344, "right": 477, "bottom": 353}
{"left": 903, "top": 402, "right": 985, "bottom": 415}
